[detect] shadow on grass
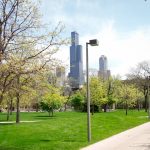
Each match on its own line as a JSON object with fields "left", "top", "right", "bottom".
{"left": 0, "top": 123, "right": 14, "bottom": 126}
{"left": 63, "top": 139, "right": 85, "bottom": 142}
{"left": 34, "top": 115, "right": 56, "bottom": 120}
{"left": 40, "top": 139, "right": 85, "bottom": 143}
{"left": 0, "top": 146, "right": 25, "bottom": 150}
{"left": 40, "top": 139, "right": 51, "bottom": 142}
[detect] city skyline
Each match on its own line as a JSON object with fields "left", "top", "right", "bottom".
{"left": 41, "top": 0, "right": 150, "bottom": 78}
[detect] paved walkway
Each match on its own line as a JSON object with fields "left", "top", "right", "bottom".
{"left": 0, "top": 120, "right": 40, "bottom": 124}
{"left": 81, "top": 122, "right": 150, "bottom": 150}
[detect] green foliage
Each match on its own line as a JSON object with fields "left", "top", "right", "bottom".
{"left": 100, "top": 97, "right": 108, "bottom": 105}
{"left": 117, "top": 83, "right": 144, "bottom": 115}
{"left": 118, "top": 84, "right": 137, "bottom": 106}
{"left": 90, "top": 77, "right": 103, "bottom": 106}
{"left": 40, "top": 87, "right": 64, "bottom": 116}
{"left": 70, "top": 92, "right": 84, "bottom": 111}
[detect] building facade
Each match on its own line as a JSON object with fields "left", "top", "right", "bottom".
{"left": 98, "top": 55, "right": 111, "bottom": 80}
{"left": 56, "top": 66, "right": 65, "bottom": 86}
{"left": 68, "top": 31, "right": 84, "bottom": 89}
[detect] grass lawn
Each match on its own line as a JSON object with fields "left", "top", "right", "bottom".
{"left": 0, "top": 110, "right": 149, "bottom": 150}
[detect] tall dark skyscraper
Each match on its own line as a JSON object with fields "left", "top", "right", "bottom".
{"left": 98, "top": 55, "right": 111, "bottom": 80}
{"left": 99, "top": 55, "right": 108, "bottom": 71}
{"left": 69, "top": 31, "right": 83, "bottom": 88}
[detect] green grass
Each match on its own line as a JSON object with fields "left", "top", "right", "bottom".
{"left": 0, "top": 110, "right": 149, "bottom": 150}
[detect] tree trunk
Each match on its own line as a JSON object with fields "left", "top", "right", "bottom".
{"left": 48, "top": 111, "right": 50, "bottom": 117}
{"left": 16, "top": 92, "right": 20, "bottom": 123}
{"left": 10, "top": 99, "right": 13, "bottom": 115}
{"left": 104, "top": 104, "right": 107, "bottom": 112}
{"left": 52, "top": 108, "right": 54, "bottom": 117}
{"left": 125, "top": 101, "right": 128, "bottom": 115}
{"left": 137, "top": 99, "right": 140, "bottom": 111}
{"left": 0, "top": 94, "right": 4, "bottom": 105}
{"left": 16, "top": 75, "right": 20, "bottom": 124}
{"left": 64, "top": 103, "right": 67, "bottom": 112}
{"left": 36, "top": 103, "right": 39, "bottom": 112}
{"left": 145, "top": 95, "right": 148, "bottom": 112}
{"left": 92, "top": 104, "right": 94, "bottom": 115}
{"left": 138, "top": 104, "right": 140, "bottom": 112}
{"left": 7, "top": 101, "right": 10, "bottom": 121}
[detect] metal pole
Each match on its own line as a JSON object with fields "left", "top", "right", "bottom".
{"left": 86, "top": 42, "right": 91, "bottom": 142}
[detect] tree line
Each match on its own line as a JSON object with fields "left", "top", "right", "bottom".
{"left": 0, "top": 0, "right": 149, "bottom": 123}
{"left": 0, "top": 0, "right": 67, "bottom": 123}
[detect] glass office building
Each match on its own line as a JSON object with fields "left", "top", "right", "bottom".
{"left": 69, "top": 31, "right": 84, "bottom": 89}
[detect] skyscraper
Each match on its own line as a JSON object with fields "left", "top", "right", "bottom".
{"left": 56, "top": 66, "right": 65, "bottom": 86}
{"left": 99, "top": 55, "right": 108, "bottom": 71}
{"left": 69, "top": 31, "right": 84, "bottom": 89}
{"left": 98, "top": 55, "right": 111, "bottom": 79}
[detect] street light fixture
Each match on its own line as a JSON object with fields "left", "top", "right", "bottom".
{"left": 86, "top": 39, "right": 99, "bottom": 142}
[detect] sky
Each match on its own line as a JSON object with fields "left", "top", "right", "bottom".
{"left": 40, "top": 0, "right": 150, "bottom": 78}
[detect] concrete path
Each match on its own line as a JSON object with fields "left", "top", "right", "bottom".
{"left": 81, "top": 122, "right": 150, "bottom": 150}
{"left": 0, "top": 120, "right": 40, "bottom": 124}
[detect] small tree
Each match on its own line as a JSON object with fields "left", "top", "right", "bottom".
{"left": 118, "top": 84, "right": 138, "bottom": 115}
{"left": 40, "top": 93, "right": 63, "bottom": 116}
{"left": 71, "top": 92, "right": 84, "bottom": 111}
{"left": 90, "top": 77, "right": 103, "bottom": 114}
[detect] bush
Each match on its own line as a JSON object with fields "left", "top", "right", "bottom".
{"left": 70, "top": 93, "right": 84, "bottom": 111}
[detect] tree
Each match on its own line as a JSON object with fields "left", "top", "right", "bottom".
{"left": 134, "top": 89, "right": 143, "bottom": 111}
{"left": 118, "top": 84, "right": 138, "bottom": 115}
{"left": 40, "top": 86, "right": 64, "bottom": 116}
{"left": 0, "top": 0, "right": 67, "bottom": 106}
{"left": 127, "top": 61, "right": 150, "bottom": 112}
{"left": 70, "top": 91, "right": 84, "bottom": 111}
{"left": 0, "top": 0, "right": 67, "bottom": 123}
{"left": 90, "top": 77, "right": 103, "bottom": 114}
{"left": 0, "top": 0, "right": 66, "bottom": 62}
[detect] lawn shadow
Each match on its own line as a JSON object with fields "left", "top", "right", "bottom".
{"left": 0, "top": 146, "right": 25, "bottom": 150}
{"left": 34, "top": 115, "right": 56, "bottom": 120}
{"left": 40, "top": 139, "right": 85, "bottom": 143}
{"left": 63, "top": 139, "right": 85, "bottom": 142}
{"left": 40, "top": 139, "right": 51, "bottom": 142}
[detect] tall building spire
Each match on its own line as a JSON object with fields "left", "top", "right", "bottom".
{"left": 71, "top": 31, "right": 79, "bottom": 45}
{"left": 69, "top": 31, "right": 84, "bottom": 89}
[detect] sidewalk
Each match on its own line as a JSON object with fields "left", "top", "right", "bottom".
{"left": 81, "top": 122, "right": 150, "bottom": 150}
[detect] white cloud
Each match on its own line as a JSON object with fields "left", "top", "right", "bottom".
{"left": 83, "top": 23, "right": 150, "bottom": 78}
{"left": 55, "top": 21, "right": 150, "bottom": 78}
{"left": 41, "top": 1, "right": 150, "bottom": 78}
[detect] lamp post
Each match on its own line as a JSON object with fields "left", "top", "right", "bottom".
{"left": 86, "top": 39, "right": 99, "bottom": 142}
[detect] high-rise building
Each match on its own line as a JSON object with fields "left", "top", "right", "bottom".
{"left": 56, "top": 66, "right": 65, "bottom": 86}
{"left": 99, "top": 55, "right": 108, "bottom": 71}
{"left": 69, "top": 31, "right": 84, "bottom": 89}
{"left": 98, "top": 55, "right": 111, "bottom": 80}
